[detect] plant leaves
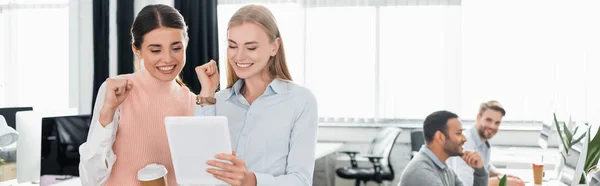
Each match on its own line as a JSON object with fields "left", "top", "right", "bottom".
{"left": 499, "top": 175, "right": 507, "bottom": 186}
{"left": 585, "top": 125, "right": 600, "bottom": 175}
{"left": 572, "top": 133, "right": 586, "bottom": 147}
{"left": 554, "top": 113, "right": 569, "bottom": 155}
{"left": 563, "top": 121, "right": 573, "bottom": 145}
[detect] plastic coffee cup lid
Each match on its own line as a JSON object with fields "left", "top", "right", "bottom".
{"left": 137, "top": 163, "right": 168, "bottom": 181}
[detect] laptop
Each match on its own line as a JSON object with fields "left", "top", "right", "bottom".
{"left": 164, "top": 116, "right": 232, "bottom": 185}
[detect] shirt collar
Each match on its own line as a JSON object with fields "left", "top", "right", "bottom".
{"left": 266, "top": 78, "right": 289, "bottom": 95}
{"left": 225, "top": 78, "right": 289, "bottom": 100}
{"left": 469, "top": 126, "right": 490, "bottom": 148}
{"left": 420, "top": 145, "right": 447, "bottom": 169}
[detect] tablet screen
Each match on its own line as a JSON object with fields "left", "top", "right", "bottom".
{"left": 165, "top": 116, "right": 232, "bottom": 185}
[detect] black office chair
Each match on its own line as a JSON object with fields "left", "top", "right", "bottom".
{"left": 410, "top": 130, "right": 425, "bottom": 159}
{"left": 336, "top": 127, "right": 402, "bottom": 186}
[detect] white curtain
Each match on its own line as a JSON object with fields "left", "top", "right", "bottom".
{"left": 0, "top": 0, "right": 70, "bottom": 109}
{"left": 462, "top": 0, "right": 600, "bottom": 126}
{"left": 217, "top": 0, "right": 461, "bottom": 121}
{"left": 217, "top": 0, "right": 600, "bottom": 126}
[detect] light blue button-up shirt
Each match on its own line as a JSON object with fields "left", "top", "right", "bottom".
{"left": 195, "top": 78, "right": 318, "bottom": 186}
{"left": 447, "top": 126, "right": 497, "bottom": 186}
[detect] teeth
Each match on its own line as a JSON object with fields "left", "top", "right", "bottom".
{"left": 158, "top": 65, "right": 175, "bottom": 71}
{"left": 236, "top": 63, "right": 252, "bottom": 68}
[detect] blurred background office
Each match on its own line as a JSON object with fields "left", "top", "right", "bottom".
{"left": 1, "top": 0, "right": 600, "bottom": 185}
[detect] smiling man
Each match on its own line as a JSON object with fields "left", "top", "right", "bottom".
{"left": 446, "top": 101, "right": 524, "bottom": 186}
{"left": 399, "top": 110, "right": 488, "bottom": 186}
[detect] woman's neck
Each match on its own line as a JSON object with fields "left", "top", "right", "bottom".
{"left": 136, "top": 68, "right": 178, "bottom": 92}
{"left": 242, "top": 73, "right": 274, "bottom": 102}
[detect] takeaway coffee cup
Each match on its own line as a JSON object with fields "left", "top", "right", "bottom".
{"left": 138, "top": 163, "right": 168, "bottom": 186}
{"left": 532, "top": 163, "right": 544, "bottom": 185}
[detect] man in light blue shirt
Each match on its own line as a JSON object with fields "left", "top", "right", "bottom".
{"left": 446, "top": 101, "right": 524, "bottom": 186}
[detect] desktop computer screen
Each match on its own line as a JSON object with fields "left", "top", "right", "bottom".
{"left": 40, "top": 115, "right": 91, "bottom": 176}
{"left": 40, "top": 114, "right": 91, "bottom": 186}
{"left": 0, "top": 107, "right": 33, "bottom": 129}
{"left": 15, "top": 109, "right": 77, "bottom": 184}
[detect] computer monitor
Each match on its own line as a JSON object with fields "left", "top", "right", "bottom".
{"left": 590, "top": 171, "right": 600, "bottom": 186}
{"left": 0, "top": 107, "right": 33, "bottom": 129}
{"left": 15, "top": 109, "right": 77, "bottom": 184}
{"left": 557, "top": 129, "right": 588, "bottom": 186}
{"left": 538, "top": 122, "right": 552, "bottom": 149}
{"left": 40, "top": 115, "right": 91, "bottom": 177}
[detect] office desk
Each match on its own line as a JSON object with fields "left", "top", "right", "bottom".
{"left": 499, "top": 168, "right": 588, "bottom": 186}
{"left": 499, "top": 168, "right": 557, "bottom": 184}
{"left": 5, "top": 142, "right": 345, "bottom": 186}
{"left": 314, "top": 142, "right": 344, "bottom": 186}
{"left": 48, "top": 178, "right": 80, "bottom": 186}
{"left": 315, "top": 142, "right": 344, "bottom": 160}
{"left": 492, "top": 146, "right": 560, "bottom": 169}
{"left": 0, "top": 177, "right": 81, "bottom": 186}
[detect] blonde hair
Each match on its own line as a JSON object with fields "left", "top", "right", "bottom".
{"left": 479, "top": 100, "right": 506, "bottom": 116}
{"left": 226, "top": 4, "right": 292, "bottom": 88}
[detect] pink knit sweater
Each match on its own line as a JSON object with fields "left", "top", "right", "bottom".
{"left": 105, "top": 69, "right": 195, "bottom": 186}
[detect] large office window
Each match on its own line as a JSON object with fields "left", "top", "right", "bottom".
{"left": 462, "top": 0, "right": 600, "bottom": 123}
{"left": 218, "top": 1, "right": 459, "bottom": 120}
{"left": 305, "top": 7, "right": 377, "bottom": 119}
{"left": 379, "top": 6, "right": 460, "bottom": 119}
{"left": 217, "top": 0, "right": 600, "bottom": 124}
{"left": 0, "top": 1, "right": 70, "bottom": 109}
{"left": 0, "top": 11, "right": 5, "bottom": 106}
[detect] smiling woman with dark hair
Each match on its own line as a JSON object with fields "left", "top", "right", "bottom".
{"left": 78, "top": 4, "right": 196, "bottom": 185}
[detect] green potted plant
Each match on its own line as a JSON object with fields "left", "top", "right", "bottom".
{"left": 498, "top": 175, "right": 507, "bottom": 186}
{"left": 553, "top": 113, "right": 600, "bottom": 184}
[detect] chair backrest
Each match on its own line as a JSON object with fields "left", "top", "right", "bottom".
{"left": 410, "top": 130, "right": 425, "bottom": 159}
{"left": 367, "top": 127, "right": 402, "bottom": 173}
{"left": 557, "top": 129, "right": 589, "bottom": 186}
{"left": 589, "top": 171, "right": 600, "bottom": 186}
{"left": 538, "top": 122, "right": 552, "bottom": 149}
{"left": 0, "top": 107, "right": 33, "bottom": 129}
{"left": 40, "top": 114, "right": 91, "bottom": 177}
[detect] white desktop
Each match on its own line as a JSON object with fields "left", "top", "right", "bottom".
{"left": 15, "top": 108, "right": 77, "bottom": 184}
{"left": 557, "top": 131, "right": 588, "bottom": 186}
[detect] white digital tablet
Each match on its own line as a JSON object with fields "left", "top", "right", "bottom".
{"left": 165, "top": 116, "right": 232, "bottom": 185}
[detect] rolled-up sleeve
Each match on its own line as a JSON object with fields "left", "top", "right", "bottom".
{"left": 78, "top": 82, "right": 119, "bottom": 186}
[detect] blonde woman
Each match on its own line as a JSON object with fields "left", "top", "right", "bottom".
{"left": 194, "top": 5, "right": 318, "bottom": 186}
